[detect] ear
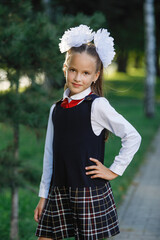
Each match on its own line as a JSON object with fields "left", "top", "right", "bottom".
{"left": 95, "top": 71, "right": 100, "bottom": 81}
{"left": 63, "top": 64, "right": 67, "bottom": 77}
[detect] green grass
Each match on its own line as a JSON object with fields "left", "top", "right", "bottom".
{"left": 104, "top": 68, "right": 160, "bottom": 204}
{"left": 105, "top": 101, "right": 160, "bottom": 204}
{"left": 0, "top": 69, "right": 160, "bottom": 240}
{"left": 104, "top": 68, "right": 160, "bottom": 101}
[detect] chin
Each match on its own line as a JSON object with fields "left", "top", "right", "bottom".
{"left": 71, "top": 87, "right": 82, "bottom": 92}
{"left": 70, "top": 89, "right": 83, "bottom": 95}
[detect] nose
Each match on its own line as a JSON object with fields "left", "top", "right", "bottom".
{"left": 75, "top": 72, "right": 81, "bottom": 82}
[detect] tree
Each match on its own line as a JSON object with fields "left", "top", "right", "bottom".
{"left": 144, "top": 0, "right": 156, "bottom": 117}
{"left": 0, "top": 1, "right": 57, "bottom": 239}
{"left": 155, "top": 0, "right": 160, "bottom": 76}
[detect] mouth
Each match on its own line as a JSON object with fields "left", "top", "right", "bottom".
{"left": 72, "top": 83, "right": 82, "bottom": 87}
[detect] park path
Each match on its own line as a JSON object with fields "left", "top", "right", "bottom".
{"left": 113, "top": 127, "right": 160, "bottom": 240}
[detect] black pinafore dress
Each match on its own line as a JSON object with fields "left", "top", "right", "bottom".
{"left": 35, "top": 93, "right": 120, "bottom": 240}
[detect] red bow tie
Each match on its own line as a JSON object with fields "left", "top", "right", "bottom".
{"left": 61, "top": 92, "right": 92, "bottom": 108}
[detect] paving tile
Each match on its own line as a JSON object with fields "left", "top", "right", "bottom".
{"left": 113, "top": 128, "right": 160, "bottom": 240}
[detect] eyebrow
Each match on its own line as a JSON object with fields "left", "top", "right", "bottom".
{"left": 68, "top": 66, "right": 91, "bottom": 73}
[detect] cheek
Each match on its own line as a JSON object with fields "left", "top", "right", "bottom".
{"left": 67, "top": 72, "right": 75, "bottom": 79}
{"left": 92, "top": 73, "right": 98, "bottom": 81}
{"left": 83, "top": 76, "right": 93, "bottom": 85}
{"left": 88, "top": 74, "right": 95, "bottom": 81}
{"left": 65, "top": 72, "right": 71, "bottom": 81}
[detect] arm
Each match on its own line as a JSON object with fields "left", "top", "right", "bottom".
{"left": 38, "top": 104, "right": 55, "bottom": 198}
{"left": 88, "top": 97, "right": 141, "bottom": 177}
{"left": 34, "top": 104, "right": 55, "bottom": 222}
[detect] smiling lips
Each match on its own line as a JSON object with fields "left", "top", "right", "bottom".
{"left": 72, "top": 83, "right": 81, "bottom": 87}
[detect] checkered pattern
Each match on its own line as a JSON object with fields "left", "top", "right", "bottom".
{"left": 35, "top": 182, "right": 120, "bottom": 239}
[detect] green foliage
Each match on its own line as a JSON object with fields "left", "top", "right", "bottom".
{"left": 0, "top": 144, "right": 21, "bottom": 189}
{"left": 0, "top": 84, "right": 52, "bottom": 193}
{"left": 56, "top": 11, "right": 106, "bottom": 33}
{"left": 16, "top": 15, "right": 58, "bottom": 76}
{"left": 0, "top": 143, "right": 40, "bottom": 190}
{"left": 20, "top": 83, "right": 51, "bottom": 128}
{"left": 52, "top": 0, "right": 144, "bottom": 52}
{"left": 0, "top": 90, "right": 19, "bottom": 123}
{"left": 0, "top": 2, "right": 58, "bottom": 81}
{"left": 0, "top": 190, "right": 11, "bottom": 240}
{"left": 0, "top": 1, "right": 108, "bottom": 87}
{"left": 0, "top": 0, "right": 57, "bottom": 196}
{"left": 0, "top": 82, "right": 52, "bottom": 128}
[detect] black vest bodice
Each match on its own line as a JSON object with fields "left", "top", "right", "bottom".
{"left": 51, "top": 93, "right": 107, "bottom": 188}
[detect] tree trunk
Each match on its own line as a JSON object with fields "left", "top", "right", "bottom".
{"left": 117, "top": 51, "right": 128, "bottom": 72}
{"left": 42, "top": 0, "right": 57, "bottom": 90}
{"left": 10, "top": 79, "right": 20, "bottom": 240}
{"left": 155, "top": 36, "right": 160, "bottom": 77}
{"left": 144, "top": 0, "right": 156, "bottom": 117}
{"left": 134, "top": 54, "right": 142, "bottom": 68}
{"left": 155, "top": 0, "right": 160, "bottom": 77}
{"left": 42, "top": 0, "right": 52, "bottom": 19}
{"left": 10, "top": 187, "right": 19, "bottom": 240}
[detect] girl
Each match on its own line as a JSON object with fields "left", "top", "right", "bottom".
{"left": 34, "top": 25, "right": 141, "bottom": 240}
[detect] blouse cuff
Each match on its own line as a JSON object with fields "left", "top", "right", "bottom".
{"left": 38, "top": 187, "right": 49, "bottom": 199}
{"left": 109, "top": 162, "right": 128, "bottom": 176}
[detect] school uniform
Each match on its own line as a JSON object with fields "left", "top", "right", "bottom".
{"left": 35, "top": 86, "right": 141, "bottom": 239}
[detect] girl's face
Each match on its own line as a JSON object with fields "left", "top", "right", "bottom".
{"left": 63, "top": 52, "right": 100, "bottom": 97}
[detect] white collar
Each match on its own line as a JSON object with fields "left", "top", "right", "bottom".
{"left": 62, "top": 86, "right": 92, "bottom": 100}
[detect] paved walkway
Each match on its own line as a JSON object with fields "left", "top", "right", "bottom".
{"left": 114, "top": 127, "right": 160, "bottom": 240}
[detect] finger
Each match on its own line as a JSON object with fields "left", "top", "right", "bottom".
{"left": 34, "top": 209, "right": 39, "bottom": 223}
{"left": 86, "top": 170, "right": 99, "bottom": 175}
{"left": 89, "top": 158, "right": 99, "bottom": 164}
{"left": 85, "top": 165, "right": 98, "bottom": 170}
{"left": 91, "top": 174, "right": 102, "bottom": 179}
{"left": 39, "top": 211, "right": 42, "bottom": 219}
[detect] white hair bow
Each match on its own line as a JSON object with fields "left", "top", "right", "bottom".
{"left": 94, "top": 28, "right": 115, "bottom": 69}
{"left": 59, "top": 24, "right": 94, "bottom": 53}
{"left": 59, "top": 24, "right": 115, "bottom": 69}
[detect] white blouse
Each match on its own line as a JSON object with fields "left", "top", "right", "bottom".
{"left": 39, "top": 86, "right": 141, "bottom": 198}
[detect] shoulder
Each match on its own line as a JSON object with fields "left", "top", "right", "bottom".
{"left": 85, "top": 94, "right": 111, "bottom": 106}
{"left": 50, "top": 96, "right": 63, "bottom": 109}
{"left": 92, "top": 95, "right": 110, "bottom": 104}
{"left": 51, "top": 103, "right": 56, "bottom": 111}
{"left": 49, "top": 97, "right": 64, "bottom": 115}
{"left": 49, "top": 102, "right": 56, "bottom": 116}
{"left": 91, "top": 95, "right": 113, "bottom": 112}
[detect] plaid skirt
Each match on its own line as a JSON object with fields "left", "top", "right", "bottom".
{"left": 35, "top": 182, "right": 120, "bottom": 239}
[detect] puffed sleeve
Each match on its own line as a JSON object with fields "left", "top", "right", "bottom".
{"left": 91, "top": 97, "right": 142, "bottom": 176}
{"left": 38, "top": 104, "right": 55, "bottom": 198}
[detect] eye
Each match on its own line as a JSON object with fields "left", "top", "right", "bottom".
{"left": 84, "top": 71, "right": 89, "bottom": 75}
{"left": 69, "top": 68, "right": 75, "bottom": 72}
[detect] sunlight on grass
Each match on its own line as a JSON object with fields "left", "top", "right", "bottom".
{"left": 104, "top": 68, "right": 145, "bottom": 82}
{"left": 103, "top": 68, "right": 160, "bottom": 101}
{"left": 128, "top": 67, "right": 145, "bottom": 77}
